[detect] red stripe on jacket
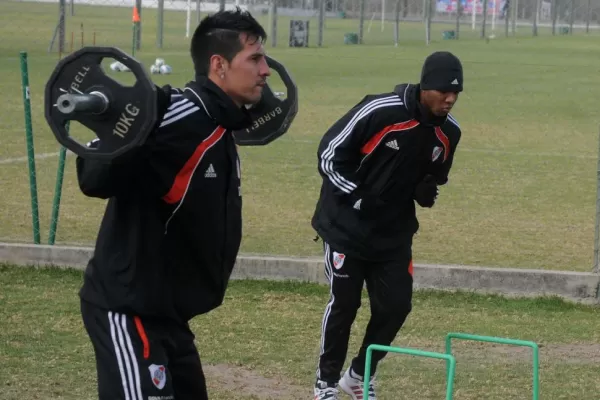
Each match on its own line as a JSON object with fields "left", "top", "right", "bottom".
{"left": 162, "top": 126, "right": 226, "bottom": 204}
{"left": 360, "top": 120, "right": 420, "bottom": 155}
{"left": 434, "top": 126, "right": 450, "bottom": 162}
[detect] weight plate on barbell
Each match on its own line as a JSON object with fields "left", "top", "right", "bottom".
{"left": 232, "top": 55, "right": 298, "bottom": 146}
{"left": 44, "top": 46, "right": 158, "bottom": 162}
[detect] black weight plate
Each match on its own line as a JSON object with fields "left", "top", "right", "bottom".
{"left": 233, "top": 55, "right": 298, "bottom": 146}
{"left": 45, "top": 46, "right": 158, "bottom": 161}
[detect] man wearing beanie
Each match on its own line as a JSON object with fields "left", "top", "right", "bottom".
{"left": 310, "top": 51, "right": 463, "bottom": 400}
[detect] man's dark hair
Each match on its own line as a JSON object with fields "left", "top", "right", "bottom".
{"left": 191, "top": 7, "right": 267, "bottom": 76}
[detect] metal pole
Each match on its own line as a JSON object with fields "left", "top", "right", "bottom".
{"left": 382, "top": 0, "right": 385, "bottom": 31}
{"left": 491, "top": 0, "right": 496, "bottom": 32}
{"left": 157, "top": 0, "right": 164, "bottom": 48}
{"left": 394, "top": 0, "right": 400, "bottom": 45}
{"left": 512, "top": 0, "right": 517, "bottom": 34}
{"left": 568, "top": 0, "right": 574, "bottom": 34}
{"left": 135, "top": 0, "right": 142, "bottom": 49}
{"left": 318, "top": 0, "right": 325, "bottom": 46}
{"left": 456, "top": 0, "right": 462, "bottom": 39}
{"left": 59, "top": 0, "right": 66, "bottom": 54}
{"left": 186, "top": 0, "right": 192, "bottom": 38}
{"left": 270, "top": 0, "right": 278, "bottom": 47}
{"left": 533, "top": 0, "right": 539, "bottom": 36}
{"left": 424, "top": 0, "right": 431, "bottom": 44}
{"left": 480, "top": 0, "right": 488, "bottom": 37}
{"left": 359, "top": 0, "right": 366, "bottom": 43}
{"left": 48, "top": 146, "right": 67, "bottom": 245}
{"left": 197, "top": 0, "right": 201, "bottom": 24}
{"left": 20, "top": 52, "right": 41, "bottom": 245}
{"left": 586, "top": 0, "right": 591, "bottom": 33}
{"left": 70, "top": 0, "right": 74, "bottom": 16}
{"left": 219, "top": 0, "right": 225, "bottom": 11}
{"left": 504, "top": 0, "right": 509, "bottom": 36}
{"left": 551, "top": 0, "right": 556, "bottom": 35}
{"left": 427, "top": 0, "right": 432, "bottom": 43}
{"left": 594, "top": 126, "right": 600, "bottom": 273}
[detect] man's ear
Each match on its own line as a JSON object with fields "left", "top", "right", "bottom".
{"left": 209, "top": 54, "right": 228, "bottom": 76}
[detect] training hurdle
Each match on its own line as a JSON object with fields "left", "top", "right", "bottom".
{"left": 364, "top": 332, "right": 540, "bottom": 399}
{"left": 364, "top": 345, "right": 457, "bottom": 400}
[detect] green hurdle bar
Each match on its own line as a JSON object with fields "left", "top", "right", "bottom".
{"left": 364, "top": 344, "right": 457, "bottom": 400}
{"left": 445, "top": 332, "right": 540, "bottom": 400}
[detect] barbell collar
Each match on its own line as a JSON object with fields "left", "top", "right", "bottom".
{"left": 56, "top": 91, "right": 109, "bottom": 115}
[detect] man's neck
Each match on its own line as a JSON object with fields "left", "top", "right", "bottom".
{"left": 206, "top": 73, "right": 242, "bottom": 108}
{"left": 417, "top": 90, "right": 446, "bottom": 127}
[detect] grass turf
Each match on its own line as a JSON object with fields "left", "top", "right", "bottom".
{"left": 1, "top": 1, "right": 600, "bottom": 272}
{"left": 2, "top": 264, "right": 600, "bottom": 399}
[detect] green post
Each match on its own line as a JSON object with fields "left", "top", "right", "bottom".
{"left": 20, "top": 51, "right": 41, "bottom": 244}
{"left": 445, "top": 332, "right": 539, "bottom": 400}
{"left": 48, "top": 140, "right": 68, "bottom": 245}
{"left": 132, "top": 23, "right": 137, "bottom": 56}
{"left": 365, "top": 344, "right": 456, "bottom": 400}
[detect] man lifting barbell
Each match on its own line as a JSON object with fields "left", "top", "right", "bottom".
{"left": 44, "top": 8, "right": 297, "bottom": 400}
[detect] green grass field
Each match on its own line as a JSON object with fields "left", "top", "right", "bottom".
{"left": 2, "top": 0, "right": 600, "bottom": 272}
{"left": 2, "top": 265, "right": 600, "bottom": 399}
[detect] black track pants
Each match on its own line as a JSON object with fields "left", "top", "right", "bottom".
{"left": 81, "top": 300, "right": 208, "bottom": 400}
{"left": 316, "top": 241, "right": 414, "bottom": 383}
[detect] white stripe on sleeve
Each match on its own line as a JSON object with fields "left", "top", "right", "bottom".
{"left": 320, "top": 96, "right": 403, "bottom": 194}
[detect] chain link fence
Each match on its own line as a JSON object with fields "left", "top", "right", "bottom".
{"left": 37, "top": 0, "right": 600, "bottom": 53}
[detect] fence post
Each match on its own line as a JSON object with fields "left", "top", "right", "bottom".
{"left": 586, "top": 0, "right": 591, "bottom": 33}
{"left": 318, "top": 0, "right": 325, "bottom": 46}
{"left": 157, "top": 0, "right": 164, "bottom": 48}
{"left": 135, "top": 0, "right": 142, "bottom": 50}
{"left": 424, "top": 0, "right": 431, "bottom": 44}
{"left": 481, "top": 0, "right": 488, "bottom": 38}
{"left": 504, "top": 0, "right": 509, "bottom": 37}
{"left": 511, "top": 0, "right": 518, "bottom": 35}
{"left": 568, "top": 0, "right": 574, "bottom": 34}
{"left": 48, "top": 145, "right": 67, "bottom": 245}
{"left": 381, "top": 0, "right": 386, "bottom": 31}
{"left": 456, "top": 0, "right": 462, "bottom": 39}
{"left": 394, "top": 0, "right": 401, "bottom": 45}
{"left": 186, "top": 0, "right": 192, "bottom": 38}
{"left": 551, "top": 0, "right": 556, "bottom": 35}
{"left": 471, "top": 0, "right": 477, "bottom": 30}
{"left": 594, "top": 127, "right": 600, "bottom": 273}
{"left": 270, "top": 0, "right": 278, "bottom": 47}
{"left": 359, "top": 0, "right": 366, "bottom": 44}
{"left": 59, "top": 0, "right": 66, "bottom": 54}
{"left": 532, "top": 0, "right": 539, "bottom": 36}
{"left": 428, "top": 0, "right": 433, "bottom": 43}
{"left": 20, "top": 52, "right": 41, "bottom": 245}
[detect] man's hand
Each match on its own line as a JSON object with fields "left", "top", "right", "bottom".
{"left": 414, "top": 174, "right": 438, "bottom": 208}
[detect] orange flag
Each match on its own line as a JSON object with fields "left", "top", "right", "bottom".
{"left": 132, "top": 6, "right": 141, "bottom": 23}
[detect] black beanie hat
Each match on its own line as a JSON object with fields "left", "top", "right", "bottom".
{"left": 420, "top": 51, "right": 463, "bottom": 93}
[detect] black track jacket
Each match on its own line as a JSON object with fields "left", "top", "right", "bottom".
{"left": 311, "top": 83, "right": 462, "bottom": 261}
{"left": 77, "top": 76, "right": 252, "bottom": 323}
